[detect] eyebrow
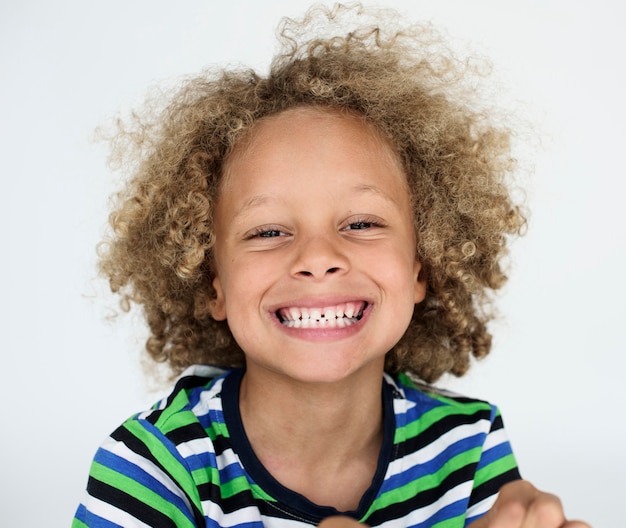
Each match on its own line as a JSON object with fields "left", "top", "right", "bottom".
{"left": 241, "top": 194, "right": 275, "bottom": 209}
{"left": 351, "top": 183, "right": 404, "bottom": 206}
{"left": 231, "top": 194, "right": 283, "bottom": 222}
{"left": 232, "top": 182, "right": 402, "bottom": 222}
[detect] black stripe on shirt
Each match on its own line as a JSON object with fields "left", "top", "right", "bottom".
{"left": 396, "top": 408, "right": 492, "bottom": 458}
{"left": 468, "top": 468, "right": 522, "bottom": 507}
{"left": 110, "top": 423, "right": 206, "bottom": 526}
{"left": 87, "top": 476, "right": 181, "bottom": 528}
{"left": 364, "top": 462, "right": 479, "bottom": 526}
{"left": 197, "top": 481, "right": 264, "bottom": 515}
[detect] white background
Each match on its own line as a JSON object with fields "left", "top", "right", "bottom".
{"left": 1, "top": 1, "right": 624, "bottom": 526}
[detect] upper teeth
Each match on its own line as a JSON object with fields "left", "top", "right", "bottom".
{"left": 277, "top": 302, "right": 366, "bottom": 328}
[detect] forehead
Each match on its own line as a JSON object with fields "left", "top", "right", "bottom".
{"left": 214, "top": 106, "right": 414, "bottom": 231}
{"left": 222, "top": 106, "right": 404, "bottom": 185}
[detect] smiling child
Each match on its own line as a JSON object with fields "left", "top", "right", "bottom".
{"left": 74, "top": 4, "right": 589, "bottom": 528}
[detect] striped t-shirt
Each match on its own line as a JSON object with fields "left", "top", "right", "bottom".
{"left": 73, "top": 366, "right": 520, "bottom": 527}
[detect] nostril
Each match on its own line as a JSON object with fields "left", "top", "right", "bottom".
{"left": 294, "top": 267, "right": 342, "bottom": 278}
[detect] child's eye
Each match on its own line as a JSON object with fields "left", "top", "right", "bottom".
{"left": 245, "top": 226, "right": 289, "bottom": 239}
{"left": 258, "top": 229, "right": 283, "bottom": 238}
{"left": 346, "top": 221, "right": 374, "bottom": 230}
{"left": 342, "top": 217, "right": 386, "bottom": 231}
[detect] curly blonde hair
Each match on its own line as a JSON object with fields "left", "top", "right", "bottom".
{"left": 100, "top": 3, "right": 526, "bottom": 383}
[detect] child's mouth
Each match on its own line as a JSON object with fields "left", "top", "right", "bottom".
{"left": 276, "top": 301, "right": 367, "bottom": 329}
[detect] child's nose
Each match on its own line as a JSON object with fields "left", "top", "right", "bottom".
{"left": 290, "top": 234, "right": 350, "bottom": 279}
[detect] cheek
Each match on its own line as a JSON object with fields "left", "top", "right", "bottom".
{"left": 363, "top": 243, "right": 416, "bottom": 283}
{"left": 222, "top": 258, "right": 275, "bottom": 310}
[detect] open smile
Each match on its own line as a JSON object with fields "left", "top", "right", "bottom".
{"left": 276, "top": 301, "right": 368, "bottom": 329}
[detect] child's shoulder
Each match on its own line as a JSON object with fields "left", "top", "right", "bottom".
{"left": 388, "top": 371, "right": 500, "bottom": 425}
{"left": 125, "top": 365, "right": 230, "bottom": 435}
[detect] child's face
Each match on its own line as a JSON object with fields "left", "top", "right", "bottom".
{"left": 210, "top": 107, "right": 426, "bottom": 384}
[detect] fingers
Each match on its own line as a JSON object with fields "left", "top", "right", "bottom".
{"left": 475, "top": 480, "right": 592, "bottom": 528}
{"left": 480, "top": 481, "right": 556, "bottom": 527}
{"left": 318, "top": 515, "right": 367, "bottom": 528}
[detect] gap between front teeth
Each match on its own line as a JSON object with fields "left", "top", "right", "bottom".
{"left": 283, "top": 316, "right": 358, "bottom": 329}
{"left": 278, "top": 303, "right": 365, "bottom": 328}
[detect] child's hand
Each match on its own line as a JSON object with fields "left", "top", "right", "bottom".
{"left": 468, "top": 480, "right": 590, "bottom": 528}
{"left": 318, "top": 516, "right": 366, "bottom": 528}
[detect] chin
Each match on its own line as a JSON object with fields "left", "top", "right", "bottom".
{"left": 258, "top": 355, "right": 385, "bottom": 386}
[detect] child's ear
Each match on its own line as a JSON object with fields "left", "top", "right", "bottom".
{"left": 413, "top": 260, "right": 427, "bottom": 304}
{"left": 210, "top": 276, "right": 227, "bottom": 321}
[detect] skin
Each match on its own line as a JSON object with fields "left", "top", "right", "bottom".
{"left": 211, "top": 107, "right": 425, "bottom": 386}
{"left": 211, "top": 107, "right": 425, "bottom": 509}
{"left": 209, "top": 106, "right": 590, "bottom": 525}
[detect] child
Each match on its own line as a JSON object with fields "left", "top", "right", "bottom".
{"left": 74, "top": 4, "right": 589, "bottom": 528}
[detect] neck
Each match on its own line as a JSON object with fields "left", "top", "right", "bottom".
{"left": 240, "top": 361, "right": 384, "bottom": 447}
{"left": 238, "top": 361, "right": 386, "bottom": 510}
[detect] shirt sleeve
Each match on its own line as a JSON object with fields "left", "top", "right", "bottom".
{"left": 72, "top": 416, "right": 205, "bottom": 528}
{"left": 464, "top": 406, "right": 522, "bottom": 527}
